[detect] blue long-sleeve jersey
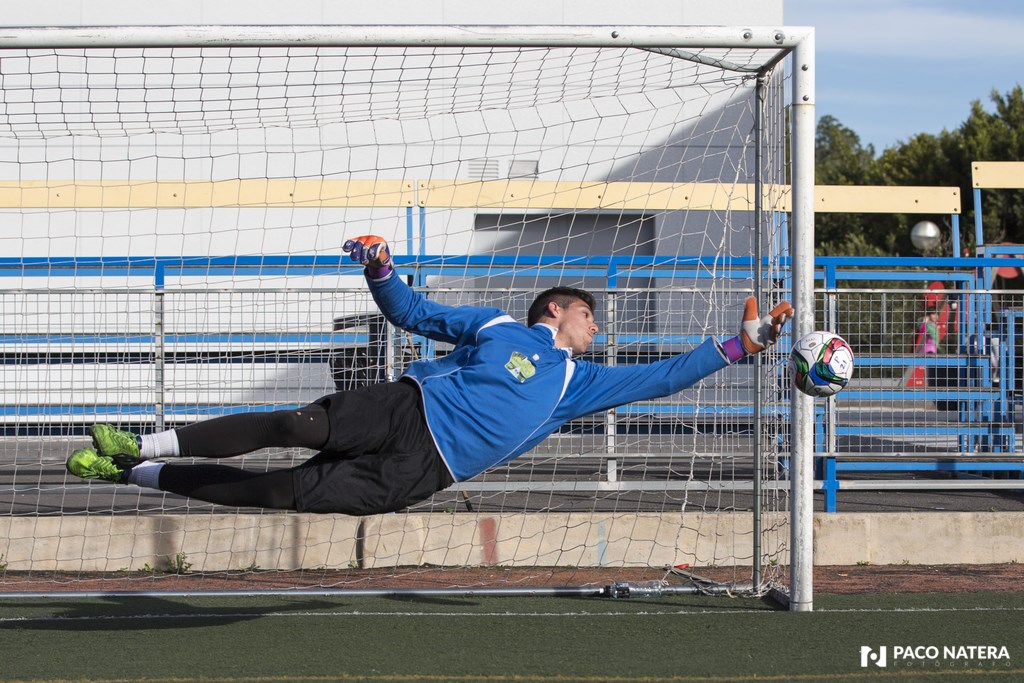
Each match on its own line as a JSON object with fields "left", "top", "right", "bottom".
{"left": 367, "top": 271, "right": 730, "bottom": 482}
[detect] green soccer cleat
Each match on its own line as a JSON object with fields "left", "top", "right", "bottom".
{"left": 89, "top": 423, "right": 140, "bottom": 459}
{"left": 66, "top": 448, "right": 135, "bottom": 484}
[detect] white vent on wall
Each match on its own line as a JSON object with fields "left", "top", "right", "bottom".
{"left": 509, "top": 159, "right": 539, "bottom": 178}
{"left": 467, "top": 158, "right": 500, "bottom": 179}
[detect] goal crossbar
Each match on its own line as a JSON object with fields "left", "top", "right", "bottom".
{"left": 0, "top": 25, "right": 812, "bottom": 52}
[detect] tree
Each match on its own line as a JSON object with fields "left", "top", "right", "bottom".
{"left": 871, "top": 130, "right": 964, "bottom": 254}
{"left": 959, "top": 85, "right": 1024, "bottom": 245}
{"left": 816, "top": 114, "right": 875, "bottom": 185}
{"left": 813, "top": 116, "right": 892, "bottom": 255}
{"left": 813, "top": 85, "right": 1024, "bottom": 255}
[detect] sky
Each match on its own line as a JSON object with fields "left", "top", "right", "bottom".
{"left": 785, "top": 0, "right": 1024, "bottom": 153}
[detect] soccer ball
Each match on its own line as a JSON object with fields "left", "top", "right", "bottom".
{"left": 789, "top": 331, "right": 855, "bottom": 397}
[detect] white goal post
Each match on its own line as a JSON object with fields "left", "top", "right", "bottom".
{"left": 0, "top": 25, "right": 816, "bottom": 609}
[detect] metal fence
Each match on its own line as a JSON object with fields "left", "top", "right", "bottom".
{"left": 2, "top": 254, "right": 1023, "bottom": 514}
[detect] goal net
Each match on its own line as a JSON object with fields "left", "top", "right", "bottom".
{"left": 0, "top": 27, "right": 802, "bottom": 598}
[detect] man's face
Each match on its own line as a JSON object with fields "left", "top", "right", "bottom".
{"left": 551, "top": 298, "right": 599, "bottom": 355}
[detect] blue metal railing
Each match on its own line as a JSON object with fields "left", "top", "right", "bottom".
{"left": 4, "top": 252, "right": 1024, "bottom": 510}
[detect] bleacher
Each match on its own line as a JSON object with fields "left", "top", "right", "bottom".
{"left": 4, "top": 167, "right": 1024, "bottom": 511}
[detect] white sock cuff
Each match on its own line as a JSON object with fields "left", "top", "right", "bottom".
{"left": 139, "top": 430, "right": 181, "bottom": 459}
{"left": 127, "top": 460, "right": 164, "bottom": 489}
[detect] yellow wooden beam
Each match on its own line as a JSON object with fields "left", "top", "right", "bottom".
{"left": 813, "top": 185, "right": 961, "bottom": 214}
{"left": 0, "top": 179, "right": 416, "bottom": 208}
{"left": 972, "top": 161, "right": 1024, "bottom": 189}
{"left": 416, "top": 179, "right": 775, "bottom": 211}
{"left": 0, "top": 179, "right": 961, "bottom": 214}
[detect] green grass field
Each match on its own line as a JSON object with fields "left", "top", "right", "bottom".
{"left": 1, "top": 591, "right": 1021, "bottom": 683}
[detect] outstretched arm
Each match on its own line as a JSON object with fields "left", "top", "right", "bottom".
{"left": 343, "top": 234, "right": 507, "bottom": 344}
{"left": 564, "top": 298, "right": 794, "bottom": 416}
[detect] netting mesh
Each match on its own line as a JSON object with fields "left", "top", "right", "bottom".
{"left": 1, "top": 46, "right": 776, "bottom": 137}
{"left": 0, "top": 40, "right": 793, "bottom": 596}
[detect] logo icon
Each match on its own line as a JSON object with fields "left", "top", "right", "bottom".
{"left": 505, "top": 352, "right": 536, "bottom": 383}
{"left": 860, "top": 646, "right": 887, "bottom": 668}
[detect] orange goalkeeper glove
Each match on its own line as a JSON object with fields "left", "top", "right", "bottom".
{"left": 343, "top": 235, "right": 393, "bottom": 279}
{"left": 721, "top": 297, "right": 794, "bottom": 363}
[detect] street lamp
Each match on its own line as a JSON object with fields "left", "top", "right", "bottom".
{"left": 911, "top": 220, "right": 942, "bottom": 254}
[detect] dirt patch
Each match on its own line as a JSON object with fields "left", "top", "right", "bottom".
{"left": 812, "top": 563, "right": 1024, "bottom": 594}
{"left": 2, "top": 564, "right": 1022, "bottom": 595}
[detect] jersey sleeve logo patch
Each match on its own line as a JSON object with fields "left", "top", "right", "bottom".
{"left": 505, "top": 351, "right": 536, "bottom": 383}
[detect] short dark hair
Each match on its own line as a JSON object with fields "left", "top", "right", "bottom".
{"left": 527, "top": 286, "right": 596, "bottom": 326}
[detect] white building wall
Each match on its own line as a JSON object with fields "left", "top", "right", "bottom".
{"left": 1, "top": 2, "right": 784, "bottom": 261}
{"left": 0, "top": 3, "right": 787, "bottom": 411}
{"left": 2, "top": 1, "right": 781, "bottom": 27}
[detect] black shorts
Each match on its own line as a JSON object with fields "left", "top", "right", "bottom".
{"left": 292, "top": 379, "right": 454, "bottom": 515}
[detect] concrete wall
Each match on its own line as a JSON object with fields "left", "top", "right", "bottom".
{"left": 813, "top": 512, "right": 1024, "bottom": 566}
{"left": 3, "top": 511, "right": 1021, "bottom": 572}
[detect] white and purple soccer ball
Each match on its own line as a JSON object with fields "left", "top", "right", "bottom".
{"left": 789, "top": 331, "right": 855, "bottom": 398}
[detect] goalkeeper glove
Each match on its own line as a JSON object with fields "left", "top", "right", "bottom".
{"left": 721, "top": 297, "right": 794, "bottom": 363}
{"left": 343, "top": 235, "right": 393, "bottom": 279}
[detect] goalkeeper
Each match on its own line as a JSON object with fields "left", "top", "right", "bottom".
{"left": 67, "top": 234, "right": 793, "bottom": 515}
